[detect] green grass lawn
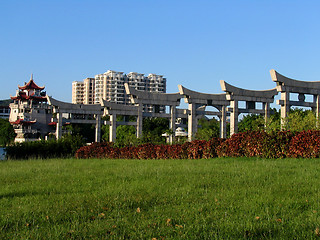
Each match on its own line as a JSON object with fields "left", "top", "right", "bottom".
{"left": 1, "top": 158, "right": 320, "bottom": 239}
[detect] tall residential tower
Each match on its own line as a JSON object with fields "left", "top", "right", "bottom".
{"left": 72, "top": 69, "right": 166, "bottom": 112}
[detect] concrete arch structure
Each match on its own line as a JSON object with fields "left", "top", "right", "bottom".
{"left": 270, "top": 69, "right": 320, "bottom": 128}
{"left": 178, "top": 85, "right": 229, "bottom": 140}
{"left": 125, "top": 83, "right": 183, "bottom": 143}
{"left": 47, "top": 96, "right": 103, "bottom": 142}
{"left": 220, "top": 80, "right": 277, "bottom": 136}
{"left": 100, "top": 98, "right": 139, "bottom": 142}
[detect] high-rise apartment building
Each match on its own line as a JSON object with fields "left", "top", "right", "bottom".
{"left": 83, "top": 78, "right": 95, "bottom": 104}
{"left": 94, "top": 70, "right": 127, "bottom": 104}
{"left": 72, "top": 81, "right": 84, "bottom": 104}
{"left": 72, "top": 69, "right": 166, "bottom": 112}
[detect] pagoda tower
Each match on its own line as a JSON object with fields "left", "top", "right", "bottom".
{"left": 9, "top": 75, "right": 54, "bottom": 142}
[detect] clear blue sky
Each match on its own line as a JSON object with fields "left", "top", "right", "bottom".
{"left": 1, "top": 0, "right": 320, "bottom": 103}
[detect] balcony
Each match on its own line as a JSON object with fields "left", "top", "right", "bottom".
{"left": 15, "top": 129, "right": 39, "bottom": 134}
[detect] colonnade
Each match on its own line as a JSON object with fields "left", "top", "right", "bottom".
{"left": 47, "top": 69, "right": 320, "bottom": 142}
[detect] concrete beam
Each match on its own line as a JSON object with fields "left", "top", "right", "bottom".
{"left": 270, "top": 69, "right": 320, "bottom": 93}
{"left": 125, "top": 83, "right": 181, "bottom": 106}
{"left": 220, "top": 80, "right": 278, "bottom": 101}
{"left": 178, "top": 85, "right": 229, "bottom": 106}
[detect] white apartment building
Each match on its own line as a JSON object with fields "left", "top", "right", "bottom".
{"left": 72, "top": 69, "right": 166, "bottom": 112}
{"left": 72, "top": 81, "right": 84, "bottom": 104}
{"left": 83, "top": 78, "right": 95, "bottom": 104}
{"left": 94, "top": 70, "right": 126, "bottom": 104}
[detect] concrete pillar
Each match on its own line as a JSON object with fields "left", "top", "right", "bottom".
{"left": 280, "top": 91, "right": 290, "bottom": 130}
{"left": 95, "top": 114, "right": 101, "bottom": 142}
{"left": 220, "top": 105, "right": 227, "bottom": 138}
{"left": 169, "top": 106, "right": 176, "bottom": 144}
{"left": 136, "top": 104, "right": 143, "bottom": 138}
{"left": 230, "top": 100, "right": 238, "bottom": 136}
{"left": 56, "top": 112, "right": 62, "bottom": 140}
{"left": 109, "top": 114, "right": 116, "bottom": 142}
{"left": 263, "top": 102, "right": 270, "bottom": 128}
{"left": 314, "top": 94, "right": 320, "bottom": 128}
{"left": 188, "top": 103, "right": 197, "bottom": 141}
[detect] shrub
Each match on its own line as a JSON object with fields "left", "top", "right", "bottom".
{"left": 6, "top": 135, "right": 85, "bottom": 160}
{"left": 288, "top": 130, "right": 320, "bottom": 158}
{"left": 216, "top": 131, "right": 294, "bottom": 159}
{"left": 202, "top": 137, "right": 226, "bottom": 159}
{"left": 261, "top": 131, "right": 294, "bottom": 159}
{"left": 216, "top": 132, "right": 247, "bottom": 157}
{"left": 74, "top": 130, "right": 320, "bottom": 160}
{"left": 75, "top": 138, "right": 223, "bottom": 160}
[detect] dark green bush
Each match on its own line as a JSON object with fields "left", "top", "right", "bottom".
{"left": 6, "top": 135, "right": 85, "bottom": 160}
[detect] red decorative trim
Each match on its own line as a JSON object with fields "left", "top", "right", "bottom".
{"left": 18, "top": 80, "right": 45, "bottom": 90}
{"left": 10, "top": 119, "right": 36, "bottom": 125}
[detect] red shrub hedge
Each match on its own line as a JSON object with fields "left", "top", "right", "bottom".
{"left": 75, "top": 131, "right": 320, "bottom": 159}
{"left": 288, "top": 130, "right": 320, "bottom": 158}
{"left": 75, "top": 137, "right": 223, "bottom": 160}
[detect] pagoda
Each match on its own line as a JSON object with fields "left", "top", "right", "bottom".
{"left": 9, "top": 75, "right": 54, "bottom": 142}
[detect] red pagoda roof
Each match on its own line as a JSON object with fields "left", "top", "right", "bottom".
{"left": 10, "top": 93, "right": 47, "bottom": 101}
{"left": 18, "top": 75, "right": 45, "bottom": 90}
{"left": 10, "top": 119, "right": 36, "bottom": 125}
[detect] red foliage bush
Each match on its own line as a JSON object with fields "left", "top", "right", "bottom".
{"left": 216, "top": 132, "right": 247, "bottom": 157}
{"left": 75, "top": 131, "right": 320, "bottom": 159}
{"left": 203, "top": 137, "right": 226, "bottom": 159}
{"left": 216, "top": 131, "right": 294, "bottom": 158}
{"left": 75, "top": 142, "right": 118, "bottom": 159}
{"left": 288, "top": 130, "right": 320, "bottom": 158}
{"left": 75, "top": 137, "right": 223, "bottom": 160}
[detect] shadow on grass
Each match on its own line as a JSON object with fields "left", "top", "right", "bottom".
{"left": 0, "top": 191, "right": 42, "bottom": 199}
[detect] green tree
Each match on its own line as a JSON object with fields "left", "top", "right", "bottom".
{"left": 0, "top": 119, "right": 16, "bottom": 146}
{"left": 66, "top": 123, "right": 95, "bottom": 142}
{"left": 142, "top": 117, "right": 169, "bottom": 144}
{"left": 265, "top": 108, "right": 281, "bottom": 133}
{"left": 238, "top": 114, "right": 265, "bottom": 132}
{"left": 283, "top": 109, "right": 318, "bottom": 132}
{"left": 115, "top": 125, "right": 139, "bottom": 147}
{"left": 196, "top": 117, "right": 220, "bottom": 140}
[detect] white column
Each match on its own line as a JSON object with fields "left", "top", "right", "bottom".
{"left": 95, "top": 114, "right": 101, "bottom": 142}
{"left": 169, "top": 105, "right": 176, "bottom": 144}
{"left": 188, "top": 103, "right": 197, "bottom": 141}
{"left": 220, "top": 105, "right": 227, "bottom": 138}
{"left": 109, "top": 114, "right": 116, "bottom": 142}
{"left": 230, "top": 100, "right": 238, "bottom": 136}
{"left": 56, "top": 112, "right": 62, "bottom": 140}
{"left": 136, "top": 104, "right": 143, "bottom": 138}
{"left": 280, "top": 91, "right": 290, "bottom": 130}
{"left": 314, "top": 94, "right": 320, "bottom": 128}
{"left": 263, "top": 102, "right": 270, "bottom": 129}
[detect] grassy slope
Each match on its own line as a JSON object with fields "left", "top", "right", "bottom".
{"left": 1, "top": 158, "right": 320, "bottom": 239}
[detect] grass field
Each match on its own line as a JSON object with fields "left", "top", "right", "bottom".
{"left": 1, "top": 158, "right": 320, "bottom": 239}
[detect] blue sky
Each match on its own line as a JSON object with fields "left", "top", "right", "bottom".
{"left": 1, "top": 0, "right": 320, "bottom": 103}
